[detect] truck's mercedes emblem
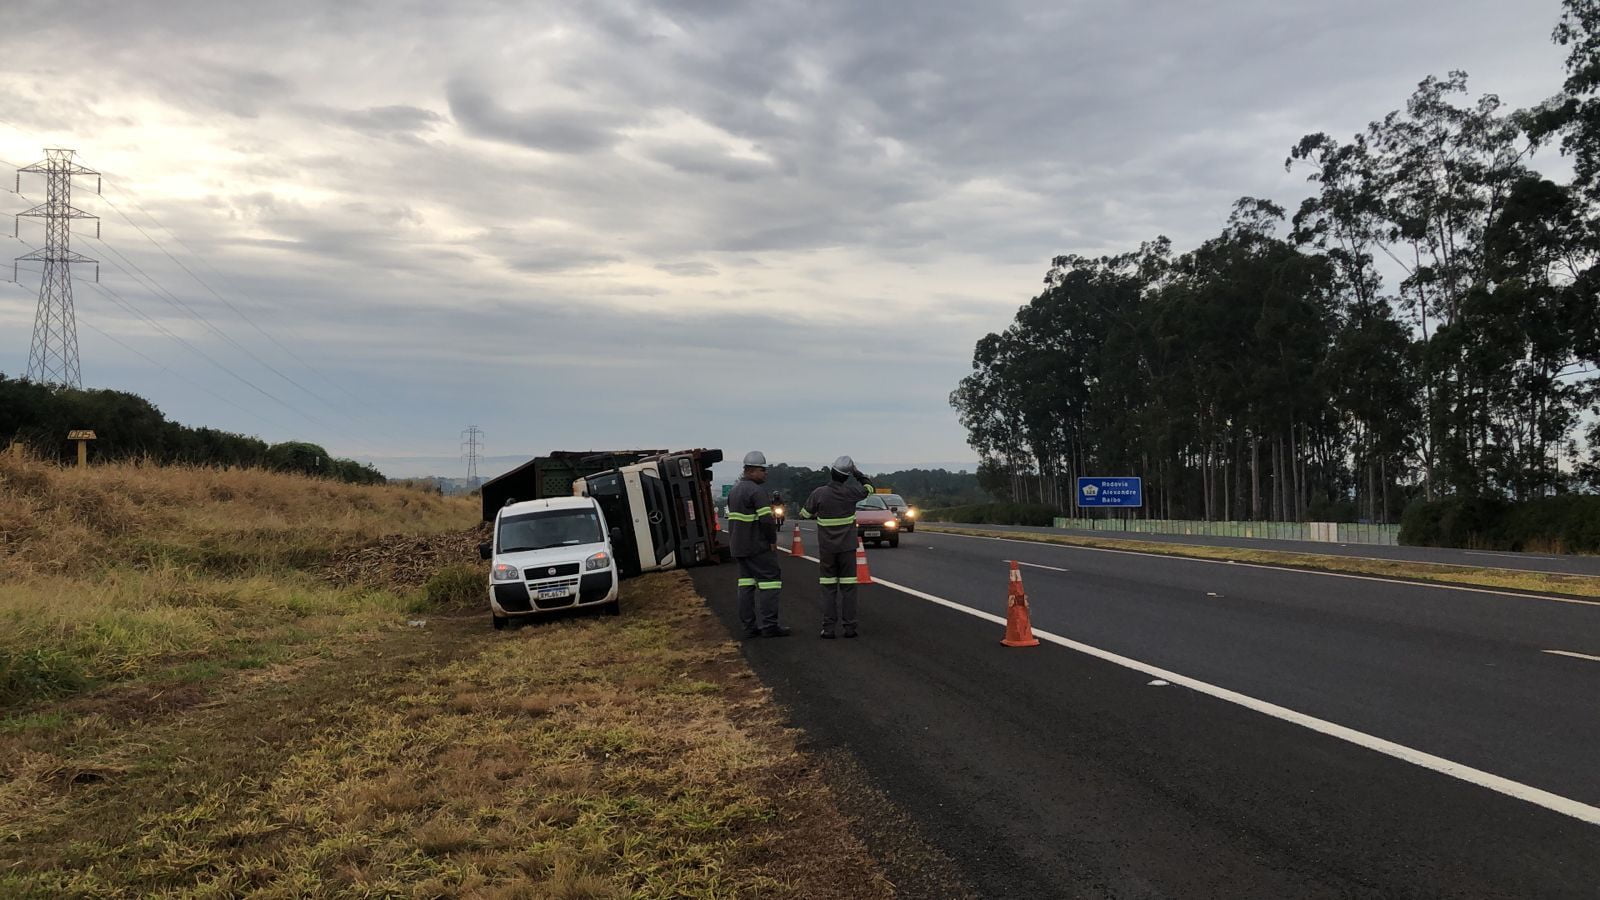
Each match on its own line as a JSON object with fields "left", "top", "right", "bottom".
{"left": 547, "top": 567, "right": 556, "bottom": 576}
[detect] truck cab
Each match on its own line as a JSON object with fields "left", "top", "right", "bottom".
{"left": 576, "top": 449, "right": 726, "bottom": 578}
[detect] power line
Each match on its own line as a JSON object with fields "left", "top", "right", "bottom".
{"left": 3, "top": 143, "right": 413, "bottom": 457}
{"left": 89, "top": 173, "right": 421, "bottom": 447}
{"left": 2, "top": 274, "right": 302, "bottom": 438}
{"left": 75, "top": 238, "right": 386, "bottom": 450}
{"left": 86, "top": 233, "right": 341, "bottom": 406}
{"left": 6, "top": 150, "right": 410, "bottom": 452}
{"left": 7, "top": 231, "right": 381, "bottom": 452}
{"left": 95, "top": 187, "right": 375, "bottom": 411}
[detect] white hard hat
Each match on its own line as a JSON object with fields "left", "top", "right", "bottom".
{"left": 743, "top": 450, "right": 768, "bottom": 468}
{"left": 831, "top": 455, "right": 855, "bottom": 473}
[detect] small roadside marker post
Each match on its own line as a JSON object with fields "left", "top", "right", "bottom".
{"left": 67, "top": 430, "right": 96, "bottom": 468}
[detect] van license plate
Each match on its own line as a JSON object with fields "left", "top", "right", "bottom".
{"left": 538, "top": 587, "right": 571, "bottom": 600}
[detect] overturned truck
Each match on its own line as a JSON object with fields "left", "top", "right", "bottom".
{"left": 480, "top": 449, "right": 728, "bottom": 578}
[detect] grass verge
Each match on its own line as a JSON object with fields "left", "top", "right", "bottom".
{"left": 0, "top": 455, "right": 479, "bottom": 708}
{"left": 0, "top": 573, "right": 890, "bottom": 899}
{"left": 922, "top": 525, "right": 1600, "bottom": 600}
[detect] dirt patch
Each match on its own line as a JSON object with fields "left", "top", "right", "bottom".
{"left": 321, "top": 523, "right": 491, "bottom": 592}
{"left": 68, "top": 680, "right": 212, "bottom": 725}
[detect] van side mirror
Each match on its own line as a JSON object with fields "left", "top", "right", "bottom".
{"left": 478, "top": 542, "right": 492, "bottom": 560}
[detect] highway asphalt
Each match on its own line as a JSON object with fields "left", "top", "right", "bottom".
{"left": 925, "top": 522, "right": 1600, "bottom": 576}
{"left": 692, "top": 521, "right": 1600, "bottom": 898}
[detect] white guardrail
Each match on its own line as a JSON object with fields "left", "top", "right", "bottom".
{"left": 1049, "top": 518, "right": 1401, "bottom": 546}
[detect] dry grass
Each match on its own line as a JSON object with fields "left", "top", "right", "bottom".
{"left": 0, "top": 454, "right": 478, "bottom": 708}
{"left": 0, "top": 573, "right": 891, "bottom": 899}
{"left": 924, "top": 525, "right": 1600, "bottom": 599}
{"left": 0, "top": 453, "right": 475, "bottom": 579}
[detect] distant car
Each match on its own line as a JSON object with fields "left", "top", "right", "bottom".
{"left": 855, "top": 494, "right": 901, "bottom": 548}
{"left": 879, "top": 493, "right": 917, "bottom": 533}
{"left": 479, "top": 496, "right": 620, "bottom": 629}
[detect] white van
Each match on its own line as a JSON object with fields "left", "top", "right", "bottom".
{"left": 478, "top": 496, "right": 620, "bottom": 629}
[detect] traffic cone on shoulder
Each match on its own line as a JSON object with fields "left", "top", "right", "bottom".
{"left": 790, "top": 524, "right": 804, "bottom": 556}
{"left": 1001, "top": 560, "right": 1040, "bottom": 647}
{"left": 855, "top": 537, "right": 873, "bottom": 585}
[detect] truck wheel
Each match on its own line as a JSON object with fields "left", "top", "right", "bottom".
{"left": 603, "top": 599, "right": 621, "bottom": 616}
{"left": 492, "top": 614, "right": 508, "bottom": 630}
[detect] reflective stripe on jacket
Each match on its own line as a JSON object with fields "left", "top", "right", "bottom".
{"left": 801, "top": 478, "right": 872, "bottom": 555}
{"left": 727, "top": 477, "right": 776, "bottom": 557}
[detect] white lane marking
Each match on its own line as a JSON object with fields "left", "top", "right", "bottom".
{"left": 1544, "top": 649, "right": 1600, "bottom": 663}
{"left": 858, "top": 572, "right": 1600, "bottom": 827}
{"left": 1148, "top": 679, "right": 1170, "bottom": 686}
{"left": 1206, "top": 592, "right": 1222, "bottom": 598}
{"left": 1466, "top": 550, "right": 1563, "bottom": 561}
{"left": 924, "top": 530, "right": 1600, "bottom": 609}
{"left": 1017, "top": 561, "right": 1070, "bottom": 572}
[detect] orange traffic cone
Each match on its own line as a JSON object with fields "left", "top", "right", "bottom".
{"left": 1001, "top": 560, "right": 1040, "bottom": 647}
{"left": 790, "top": 524, "right": 804, "bottom": 556}
{"left": 855, "top": 537, "right": 873, "bottom": 585}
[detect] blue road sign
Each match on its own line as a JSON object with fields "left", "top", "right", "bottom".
{"left": 1077, "top": 476, "right": 1143, "bottom": 508}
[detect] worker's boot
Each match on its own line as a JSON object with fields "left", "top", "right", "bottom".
{"left": 760, "top": 625, "right": 792, "bottom": 638}
{"left": 819, "top": 629, "right": 836, "bottom": 639}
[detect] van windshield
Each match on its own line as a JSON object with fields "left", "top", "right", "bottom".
{"left": 498, "top": 508, "right": 603, "bottom": 552}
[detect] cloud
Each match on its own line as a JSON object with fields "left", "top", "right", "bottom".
{"left": 445, "top": 76, "right": 630, "bottom": 154}
{"left": 645, "top": 141, "right": 780, "bottom": 183}
{"left": 655, "top": 261, "right": 718, "bottom": 277}
{"left": 310, "top": 104, "right": 445, "bottom": 137}
{"left": 0, "top": 0, "right": 1572, "bottom": 467}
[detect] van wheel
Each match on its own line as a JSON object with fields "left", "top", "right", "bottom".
{"left": 492, "top": 614, "right": 509, "bottom": 630}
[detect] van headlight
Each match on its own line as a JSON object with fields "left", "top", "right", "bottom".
{"left": 492, "top": 562, "right": 521, "bottom": 581}
{"left": 585, "top": 551, "right": 611, "bottom": 571}
{"left": 906, "top": 509, "right": 917, "bottom": 519}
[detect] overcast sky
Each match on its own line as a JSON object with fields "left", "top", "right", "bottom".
{"left": 0, "top": 0, "right": 1572, "bottom": 477}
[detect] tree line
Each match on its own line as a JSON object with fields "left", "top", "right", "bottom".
{"left": 750, "top": 464, "right": 990, "bottom": 510}
{"left": 953, "top": 1, "right": 1600, "bottom": 524}
{"left": 0, "top": 374, "right": 385, "bottom": 485}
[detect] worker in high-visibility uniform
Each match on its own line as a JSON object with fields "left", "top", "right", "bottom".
{"left": 800, "top": 455, "right": 873, "bottom": 639}
{"left": 727, "top": 450, "right": 790, "bottom": 638}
